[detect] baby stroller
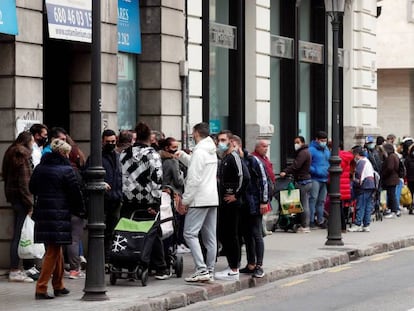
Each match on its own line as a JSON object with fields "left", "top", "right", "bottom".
{"left": 109, "top": 188, "right": 183, "bottom": 286}
{"left": 273, "top": 175, "right": 303, "bottom": 233}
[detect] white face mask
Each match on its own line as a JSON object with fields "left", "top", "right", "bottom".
{"left": 294, "top": 143, "right": 301, "bottom": 151}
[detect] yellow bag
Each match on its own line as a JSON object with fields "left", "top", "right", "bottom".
{"left": 279, "top": 189, "right": 303, "bottom": 215}
{"left": 400, "top": 185, "right": 413, "bottom": 206}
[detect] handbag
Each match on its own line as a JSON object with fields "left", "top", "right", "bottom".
{"left": 18, "top": 215, "right": 45, "bottom": 259}
{"left": 400, "top": 185, "right": 413, "bottom": 206}
{"left": 279, "top": 188, "right": 303, "bottom": 215}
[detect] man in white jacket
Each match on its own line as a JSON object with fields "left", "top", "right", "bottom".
{"left": 177, "top": 122, "right": 219, "bottom": 282}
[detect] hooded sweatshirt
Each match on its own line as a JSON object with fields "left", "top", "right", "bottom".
{"left": 309, "top": 140, "right": 331, "bottom": 182}
{"left": 178, "top": 136, "right": 219, "bottom": 207}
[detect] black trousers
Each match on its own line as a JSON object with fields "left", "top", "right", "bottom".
{"left": 217, "top": 204, "right": 240, "bottom": 269}
{"left": 104, "top": 200, "right": 121, "bottom": 263}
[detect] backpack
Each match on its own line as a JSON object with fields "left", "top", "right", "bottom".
{"left": 398, "top": 158, "right": 406, "bottom": 179}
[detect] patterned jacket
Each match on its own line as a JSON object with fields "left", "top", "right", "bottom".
{"left": 120, "top": 142, "right": 163, "bottom": 207}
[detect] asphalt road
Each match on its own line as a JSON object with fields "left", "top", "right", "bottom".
{"left": 182, "top": 247, "right": 414, "bottom": 311}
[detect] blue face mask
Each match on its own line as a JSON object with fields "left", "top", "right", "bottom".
{"left": 217, "top": 142, "right": 229, "bottom": 152}
{"left": 319, "top": 141, "right": 327, "bottom": 148}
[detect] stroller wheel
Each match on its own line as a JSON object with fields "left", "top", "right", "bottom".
{"left": 141, "top": 269, "right": 149, "bottom": 286}
{"left": 174, "top": 255, "right": 184, "bottom": 278}
{"left": 292, "top": 224, "right": 299, "bottom": 233}
{"left": 109, "top": 272, "right": 117, "bottom": 285}
{"left": 137, "top": 267, "right": 143, "bottom": 279}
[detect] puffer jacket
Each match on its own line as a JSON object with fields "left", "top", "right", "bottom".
{"left": 30, "top": 152, "right": 85, "bottom": 245}
{"left": 381, "top": 144, "right": 400, "bottom": 187}
{"left": 339, "top": 150, "right": 354, "bottom": 200}
{"left": 309, "top": 140, "right": 331, "bottom": 182}
{"left": 178, "top": 136, "right": 219, "bottom": 207}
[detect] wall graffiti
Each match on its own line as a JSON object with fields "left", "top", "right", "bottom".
{"left": 15, "top": 111, "right": 41, "bottom": 138}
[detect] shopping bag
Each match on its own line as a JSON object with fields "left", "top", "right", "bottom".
{"left": 158, "top": 192, "right": 175, "bottom": 240}
{"left": 279, "top": 188, "right": 303, "bottom": 215}
{"left": 110, "top": 217, "right": 155, "bottom": 265}
{"left": 400, "top": 185, "right": 413, "bottom": 206}
{"left": 18, "top": 215, "right": 45, "bottom": 259}
{"left": 380, "top": 190, "right": 387, "bottom": 210}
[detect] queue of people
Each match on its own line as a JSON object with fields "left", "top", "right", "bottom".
{"left": 6, "top": 119, "right": 411, "bottom": 299}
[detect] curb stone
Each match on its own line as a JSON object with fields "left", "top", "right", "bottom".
{"left": 118, "top": 236, "right": 414, "bottom": 311}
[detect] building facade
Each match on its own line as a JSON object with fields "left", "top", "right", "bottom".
{"left": 0, "top": 0, "right": 380, "bottom": 268}
{"left": 377, "top": 0, "right": 414, "bottom": 140}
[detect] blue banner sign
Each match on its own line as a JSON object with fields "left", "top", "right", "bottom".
{"left": 0, "top": 0, "right": 18, "bottom": 35}
{"left": 45, "top": 0, "right": 92, "bottom": 43}
{"left": 118, "top": 0, "right": 141, "bottom": 54}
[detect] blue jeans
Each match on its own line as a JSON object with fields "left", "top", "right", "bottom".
{"left": 355, "top": 190, "right": 374, "bottom": 227}
{"left": 309, "top": 180, "right": 327, "bottom": 226}
{"left": 395, "top": 179, "right": 404, "bottom": 211}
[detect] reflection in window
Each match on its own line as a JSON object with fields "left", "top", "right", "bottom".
{"left": 117, "top": 53, "right": 137, "bottom": 131}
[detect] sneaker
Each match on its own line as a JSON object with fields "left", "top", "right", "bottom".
{"left": 184, "top": 270, "right": 210, "bottom": 282}
{"left": 384, "top": 212, "right": 396, "bottom": 219}
{"left": 362, "top": 226, "right": 371, "bottom": 232}
{"left": 297, "top": 226, "right": 310, "bottom": 233}
{"left": 9, "top": 270, "right": 34, "bottom": 283}
{"left": 239, "top": 265, "right": 255, "bottom": 274}
{"left": 396, "top": 210, "right": 402, "bottom": 217}
{"left": 155, "top": 270, "right": 171, "bottom": 280}
{"left": 68, "top": 270, "right": 85, "bottom": 279}
{"left": 64, "top": 270, "right": 71, "bottom": 278}
{"left": 253, "top": 265, "right": 265, "bottom": 278}
{"left": 176, "top": 244, "right": 191, "bottom": 254}
{"left": 25, "top": 266, "right": 40, "bottom": 281}
{"left": 317, "top": 221, "right": 327, "bottom": 229}
{"left": 215, "top": 268, "right": 239, "bottom": 281}
{"left": 208, "top": 270, "right": 214, "bottom": 282}
{"left": 80, "top": 256, "right": 87, "bottom": 270}
{"left": 347, "top": 225, "right": 363, "bottom": 232}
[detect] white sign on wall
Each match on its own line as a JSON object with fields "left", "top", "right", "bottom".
{"left": 45, "top": 0, "right": 92, "bottom": 43}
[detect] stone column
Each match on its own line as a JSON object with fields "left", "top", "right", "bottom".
{"left": 139, "top": 0, "right": 185, "bottom": 138}
{"left": 0, "top": 1, "right": 44, "bottom": 268}
{"left": 245, "top": 0, "right": 274, "bottom": 153}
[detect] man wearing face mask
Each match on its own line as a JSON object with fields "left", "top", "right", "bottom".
{"left": 308, "top": 131, "right": 330, "bottom": 228}
{"left": 99, "top": 129, "right": 123, "bottom": 265}
{"left": 29, "top": 123, "right": 48, "bottom": 167}
{"left": 364, "top": 136, "right": 382, "bottom": 173}
{"left": 280, "top": 136, "right": 312, "bottom": 233}
{"left": 215, "top": 130, "right": 244, "bottom": 281}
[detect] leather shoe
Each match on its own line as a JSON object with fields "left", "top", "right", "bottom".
{"left": 54, "top": 288, "right": 70, "bottom": 296}
{"left": 35, "top": 292, "right": 54, "bottom": 300}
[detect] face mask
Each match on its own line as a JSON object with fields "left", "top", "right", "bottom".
{"left": 319, "top": 141, "right": 327, "bottom": 148}
{"left": 38, "top": 137, "right": 48, "bottom": 147}
{"left": 294, "top": 143, "right": 301, "bottom": 151}
{"left": 103, "top": 143, "right": 116, "bottom": 153}
{"left": 367, "top": 143, "right": 375, "bottom": 150}
{"left": 168, "top": 149, "right": 177, "bottom": 155}
{"left": 217, "top": 142, "right": 229, "bottom": 152}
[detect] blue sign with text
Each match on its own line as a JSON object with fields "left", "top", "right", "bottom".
{"left": 0, "top": 0, "right": 18, "bottom": 35}
{"left": 118, "top": 0, "right": 141, "bottom": 54}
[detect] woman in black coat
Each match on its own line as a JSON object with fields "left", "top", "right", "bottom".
{"left": 30, "top": 139, "right": 85, "bottom": 299}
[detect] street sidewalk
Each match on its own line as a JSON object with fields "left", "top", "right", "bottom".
{"left": 2, "top": 212, "right": 414, "bottom": 311}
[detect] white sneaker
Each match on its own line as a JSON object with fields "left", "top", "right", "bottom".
{"left": 184, "top": 270, "right": 210, "bottom": 282}
{"left": 80, "top": 256, "right": 87, "bottom": 270}
{"left": 214, "top": 268, "right": 239, "bottom": 281}
{"left": 176, "top": 244, "right": 191, "bottom": 254}
{"left": 9, "top": 270, "right": 34, "bottom": 283}
{"left": 385, "top": 212, "right": 396, "bottom": 219}
{"left": 347, "top": 225, "right": 363, "bottom": 232}
{"left": 25, "top": 266, "right": 40, "bottom": 280}
{"left": 362, "top": 226, "right": 371, "bottom": 232}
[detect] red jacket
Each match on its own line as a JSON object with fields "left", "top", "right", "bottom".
{"left": 339, "top": 150, "right": 354, "bottom": 201}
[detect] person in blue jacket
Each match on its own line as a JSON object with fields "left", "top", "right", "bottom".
{"left": 308, "top": 131, "right": 331, "bottom": 228}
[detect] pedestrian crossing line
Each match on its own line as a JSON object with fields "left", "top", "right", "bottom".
{"left": 328, "top": 266, "right": 352, "bottom": 273}
{"left": 369, "top": 254, "right": 393, "bottom": 262}
{"left": 280, "top": 279, "right": 309, "bottom": 287}
{"left": 216, "top": 296, "right": 255, "bottom": 306}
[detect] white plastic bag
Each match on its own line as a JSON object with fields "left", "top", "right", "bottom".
{"left": 158, "top": 192, "right": 175, "bottom": 240}
{"left": 18, "top": 215, "right": 45, "bottom": 259}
